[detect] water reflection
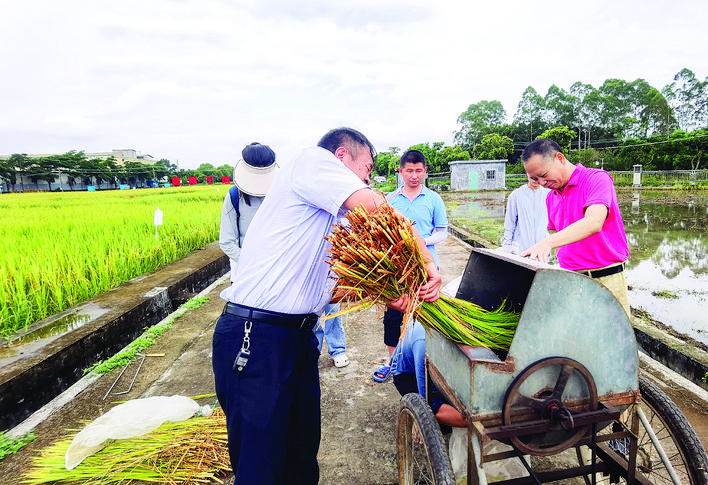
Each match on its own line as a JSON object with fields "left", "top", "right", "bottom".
{"left": 442, "top": 190, "right": 708, "bottom": 345}
{"left": 620, "top": 193, "right": 708, "bottom": 278}
{"left": 620, "top": 192, "right": 708, "bottom": 344}
{"left": 442, "top": 192, "right": 506, "bottom": 220}
{"left": 631, "top": 191, "right": 641, "bottom": 213}
{"left": 0, "top": 303, "right": 109, "bottom": 360}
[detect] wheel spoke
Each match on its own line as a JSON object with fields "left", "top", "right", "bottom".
{"left": 576, "top": 376, "right": 708, "bottom": 484}
{"left": 511, "top": 394, "right": 545, "bottom": 414}
{"left": 504, "top": 357, "right": 597, "bottom": 456}
{"left": 551, "top": 363, "right": 574, "bottom": 399}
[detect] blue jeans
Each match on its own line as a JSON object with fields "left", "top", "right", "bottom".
{"left": 314, "top": 303, "right": 346, "bottom": 357}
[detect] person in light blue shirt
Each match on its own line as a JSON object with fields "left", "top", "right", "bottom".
{"left": 387, "top": 151, "right": 448, "bottom": 267}
{"left": 374, "top": 149, "right": 448, "bottom": 382}
{"left": 501, "top": 175, "right": 550, "bottom": 254}
{"left": 390, "top": 320, "right": 427, "bottom": 395}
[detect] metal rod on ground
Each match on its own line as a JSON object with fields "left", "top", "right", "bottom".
{"left": 103, "top": 362, "right": 131, "bottom": 400}
{"left": 114, "top": 353, "right": 146, "bottom": 396}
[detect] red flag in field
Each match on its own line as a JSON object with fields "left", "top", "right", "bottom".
{"left": 171, "top": 177, "right": 181, "bottom": 186}
{"left": 206, "top": 176, "right": 214, "bottom": 185}
{"left": 222, "top": 176, "right": 231, "bottom": 184}
{"left": 188, "top": 177, "right": 197, "bottom": 185}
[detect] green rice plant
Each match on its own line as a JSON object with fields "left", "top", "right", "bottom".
{"left": 327, "top": 204, "right": 519, "bottom": 351}
{"left": 0, "top": 186, "right": 224, "bottom": 337}
{"left": 418, "top": 295, "right": 516, "bottom": 350}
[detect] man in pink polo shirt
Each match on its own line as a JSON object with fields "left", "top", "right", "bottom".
{"left": 520, "top": 138, "right": 630, "bottom": 315}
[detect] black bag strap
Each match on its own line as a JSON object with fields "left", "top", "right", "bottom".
{"left": 228, "top": 185, "right": 242, "bottom": 248}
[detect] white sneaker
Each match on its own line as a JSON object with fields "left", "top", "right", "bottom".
{"left": 333, "top": 353, "right": 349, "bottom": 368}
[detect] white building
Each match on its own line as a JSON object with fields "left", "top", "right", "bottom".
{"left": 0, "top": 149, "right": 160, "bottom": 192}
{"left": 450, "top": 160, "right": 507, "bottom": 191}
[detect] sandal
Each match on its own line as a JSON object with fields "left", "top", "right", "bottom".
{"left": 372, "top": 365, "right": 391, "bottom": 382}
{"left": 333, "top": 353, "right": 349, "bottom": 368}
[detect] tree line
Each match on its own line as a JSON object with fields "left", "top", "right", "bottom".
{"left": 0, "top": 152, "right": 235, "bottom": 192}
{"left": 376, "top": 67, "right": 707, "bottom": 177}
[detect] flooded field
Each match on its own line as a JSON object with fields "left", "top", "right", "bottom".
{"left": 441, "top": 189, "right": 708, "bottom": 345}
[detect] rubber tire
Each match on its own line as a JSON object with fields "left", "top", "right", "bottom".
{"left": 578, "top": 375, "right": 708, "bottom": 484}
{"left": 397, "top": 393, "right": 455, "bottom": 485}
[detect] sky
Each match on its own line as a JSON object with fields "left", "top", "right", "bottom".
{"left": 1, "top": 0, "right": 706, "bottom": 170}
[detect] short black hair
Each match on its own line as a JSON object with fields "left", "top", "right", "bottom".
{"left": 399, "top": 149, "right": 426, "bottom": 168}
{"left": 522, "top": 138, "right": 563, "bottom": 163}
{"left": 317, "top": 127, "right": 377, "bottom": 161}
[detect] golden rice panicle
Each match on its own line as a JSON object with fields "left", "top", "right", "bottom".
{"left": 24, "top": 407, "right": 231, "bottom": 485}
{"left": 326, "top": 202, "right": 520, "bottom": 351}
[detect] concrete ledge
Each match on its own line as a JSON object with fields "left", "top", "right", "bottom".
{"left": 0, "top": 242, "right": 228, "bottom": 430}
{"left": 447, "top": 225, "right": 494, "bottom": 249}
{"left": 634, "top": 317, "right": 708, "bottom": 392}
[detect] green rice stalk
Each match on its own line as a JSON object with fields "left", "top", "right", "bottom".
{"left": 326, "top": 203, "right": 519, "bottom": 350}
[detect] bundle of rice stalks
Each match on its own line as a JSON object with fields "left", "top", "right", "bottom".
{"left": 326, "top": 203, "right": 519, "bottom": 351}
{"left": 24, "top": 407, "right": 231, "bottom": 485}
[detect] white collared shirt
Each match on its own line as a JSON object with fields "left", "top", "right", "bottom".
{"left": 220, "top": 146, "right": 367, "bottom": 315}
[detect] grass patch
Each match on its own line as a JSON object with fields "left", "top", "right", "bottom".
{"left": 84, "top": 295, "right": 209, "bottom": 375}
{"left": 449, "top": 217, "right": 503, "bottom": 246}
{"left": 374, "top": 183, "right": 396, "bottom": 193}
{"left": 0, "top": 431, "right": 36, "bottom": 461}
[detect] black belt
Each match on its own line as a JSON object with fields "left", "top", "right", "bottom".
{"left": 223, "top": 303, "right": 319, "bottom": 330}
{"left": 578, "top": 263, "right": 625, "bottom": 279}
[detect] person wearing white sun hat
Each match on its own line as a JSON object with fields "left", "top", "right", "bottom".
{"left": 218, "top": 142, "right": 279, "bottom": 282}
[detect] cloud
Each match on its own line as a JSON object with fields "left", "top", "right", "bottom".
{"left": 1, "top": 0, "right": 707, "bottom": 168}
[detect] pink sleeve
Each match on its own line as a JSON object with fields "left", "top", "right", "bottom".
{"left": 583, "top": 171, "right": 613, "bottom": 209}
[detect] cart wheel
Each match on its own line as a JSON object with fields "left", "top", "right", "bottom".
{"left": 577, "top": 375, "right": 708, "bottom": 484}
{"left": 502, "top": 356, "right": 598, "bottom": 456}
{"left": 396, "top": 393, "right": 455, "bottom": 485}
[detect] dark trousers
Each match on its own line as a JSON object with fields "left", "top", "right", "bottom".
{"left": 383, "top": 307, "right": 404, "bottom": 347}
{"left": 393, "top": 372, "right": 418, "bottom": 397}
{"left": 393, "top": 372, "right": 452, "bottom": 435}
{"left": 212, "top": 312, "right": 321, "bottom": 485}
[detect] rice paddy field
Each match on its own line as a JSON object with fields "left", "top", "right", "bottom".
{"left": 0, "top": 186, "right": 225, "bottom": 337}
